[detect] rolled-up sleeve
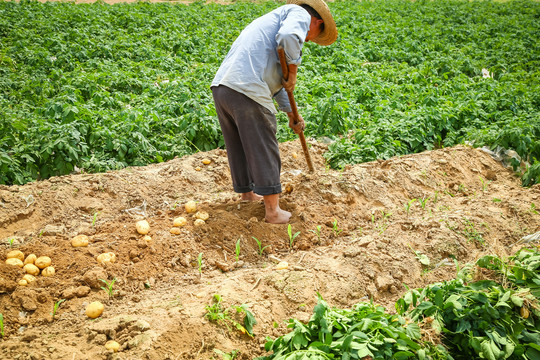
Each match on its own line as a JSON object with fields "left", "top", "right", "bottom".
{"left": 275, "top": 9, "right": 310, "bottom": 65}
{"left": 273, "top": 88, "right": 292, "bottom": 113}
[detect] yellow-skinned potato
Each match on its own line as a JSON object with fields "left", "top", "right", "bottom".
{"left": 194, "top": 219, "right": 205, "bottom": 227}
{"left": 173, "top": 216, "right": 187, "bottom": 227}
{"left": 71, "top": 234, "right": 89, "bottom": 247}
{"left": 142, "top": 235, "right": 153, "bottom": 246}
{"left": 194, "top": 211, "right": 209, "bottom": 221}
{"left": 6, "top": 258, "right": 24, "bottom": 267}
{"left": 41, "top": 266, "right": 55, "bottom": 277}
{"left": 185, "top": 200, "right": 197, "bottom": 214}
{"left": 105, "top": 340, "right": 120, "bottom": 352}
{"left": 22, "top": 274, "right": 36, "bottom": 284}
{"left": 96, "top": 252, "right": 116, "bottom": 265}
{"left": 35, "top": 256, "right": 52, "bottom": 269}
{"left": 24, "top": 254, "right": 37, "bottom": 265}
{"left": 86, "top": 301, "right": 104, "bottom": 319}
{"left": 202, "top": 158, "right": 211, "bottom": 165}
{"left": 7, "top": 250, "right": 24, "bottom": 261}
{"left": 23, "top": 263, "right": 40, "bottom": 276}
{"left": 136, "top": 220, "right": 150, "bottom": 235}
{"left": 170, "top": 227, "right": 181, "bottom": 235}
{"left": 18, "top": 279, "right": 28, "bottom": 287}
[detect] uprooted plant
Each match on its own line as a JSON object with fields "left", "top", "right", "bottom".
{"left": 205, "top": 294, "right": 257, "bottom": 337}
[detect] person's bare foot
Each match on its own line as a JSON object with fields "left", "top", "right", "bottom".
{"left": 265, "top": 207, "right": 292, "bottom": 224}
{"left": 240, "top": 191, "right": 263, "bottom": 202}
{"left": 263, "top": 194, "right": 291, "bottom": 224}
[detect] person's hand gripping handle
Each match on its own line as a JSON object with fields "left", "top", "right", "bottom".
{"left": 277, "top": 46, "right": 314, "bottom": 173}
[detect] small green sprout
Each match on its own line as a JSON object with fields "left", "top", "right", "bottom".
{"left": 418, "top": 196, "right": 429, "bottom": 209}
{"left": 332, "top": 219, "right": 343, "bottom": 237}
{"left": 0, "top": 313, "right": 4, "bottom": 337}
{"left": 309, "top": 225, "right": 322, "bottom": 242}
{"left": 51, "top": 299, "right": 66, "bottom": 319}
{"left": 408, "top": 244, "right": 430, "bottom": 266}
{"left": 235, "top": 239, "right": 241, "bottom": 262}
{"left": 287, "top": 224, "right": 300, "bottom": 248}
{"left": 92, "top": 212, "right": 100, "bottom": 227}
{"left": 479, "top": 176, "right": 490, "bottom": 193}
{"left": 252, "top": 236, "right": 270, "bottom": 256}
{"left": 99, "top": 278, "right": 117, "bottom": 301}
{"left": 404, "top": 199, "right": 416, "bottom": 216}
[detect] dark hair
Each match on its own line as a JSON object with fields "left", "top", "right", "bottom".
{"left": 299, "top": 4, "right": 324, "bottom": 31}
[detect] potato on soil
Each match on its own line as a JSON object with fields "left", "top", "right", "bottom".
{"left": 173, "top": 216, "right": 187, "bottom": 227}
{"left": 6, "top": 258, "right": 24, "bottom": 267}
{"left": 7, "top": 250, "right": 24, "bottom": 261}
{"left": 86, "top": 301, "right": 105, "bottom": 319}
{"left": 18, "top": 279, "right": 28, "bottom": 287}
{"left": 35, "top": 256, "right": 52, "bottom": 269}
{"left": 22, "top": 274, "right": 37, "bottom": 284}
{"left": 140, "top": 235, "right": 153, "bottom": 247}
{"left": 194, "top": 219, "right": 206, "bottom": 227}
{"left": 136, "top": 220, "right": 150, "bottom": 235}
{"left": 24, "top": 253, "right": 37, "bottom": 265}
{"left": 97, "top": 252, "right": 116, "bottom": 265}
{"left": 194, "top": 211, "right": 209, "bottom": 221}
{"left": 105, "top": 340, "right": 120, "bottom": 352}
{"left": 185, "top": 200, "right": 197, "bottom": 214}
{"left": 41, "top": 266, "right": 55, "bottom": 277}
{"left": 202, "top": 158, "right": 211, "bottom": 165}
{"left": 71, "top": 234, "right": 89, "bottom": 247}
{"left": 170, "top": 227, "right": 181, "bottom": 235}
{"left": 23, "top": 263, "right": 40, "bottom": 276}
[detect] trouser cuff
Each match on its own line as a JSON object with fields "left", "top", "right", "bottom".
{"left": 233, "top": 184, "right": 254, "bottom": 193}
{"left": 254, "top": 184, "right": 282, "bottom": 196}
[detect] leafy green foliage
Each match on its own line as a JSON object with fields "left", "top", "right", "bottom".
{"left": 260, "top": 248, "right": 540, "bottom": 359}
{"left": 396, "top": 279, "right": 540, "bottom": 360}
{"left": 258, "top": 296, "right": 450, "bottom": 360}
{"left": 1, "top": 0, "right": 539, "bottom": 184}
{"left": 477, "top": 248, "right": 540, "bottom": 299}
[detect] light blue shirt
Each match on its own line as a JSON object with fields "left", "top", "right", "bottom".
{"left": 211, "top": 5, "right": 311, "bottom": 114}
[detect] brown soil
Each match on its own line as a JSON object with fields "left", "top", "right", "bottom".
{"left": 0, "top": 140, "right": 539, "bottom": 360}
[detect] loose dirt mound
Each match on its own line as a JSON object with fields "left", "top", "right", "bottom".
{"left": 0, "top": 141, "right": 539, "bottom": 360}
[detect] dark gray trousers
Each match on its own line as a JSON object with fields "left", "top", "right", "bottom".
{"left": 212, "top": 85, "right": 282, "bottom": 195}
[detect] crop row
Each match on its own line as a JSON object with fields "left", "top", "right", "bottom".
{"left": 0, "top": 0, "right": 539, "bottom": 185}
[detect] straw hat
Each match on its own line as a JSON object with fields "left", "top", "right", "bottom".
{"left": 287, "top": 0, "right": 338, "bottom": 46}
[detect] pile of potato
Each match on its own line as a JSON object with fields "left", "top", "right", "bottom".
{"left": 133, "top": 201, "right": 210, "bottom": 237}
{"left": 169, "top": 201, "right": 210, "bottom": 234}
{"left": 5, "top": 250, "right": 55, "bottom": 286}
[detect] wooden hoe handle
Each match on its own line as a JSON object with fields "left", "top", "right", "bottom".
{"left": 277, "top": 46, "right": 314, "bottom": 173}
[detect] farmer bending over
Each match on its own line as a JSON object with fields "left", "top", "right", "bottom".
{"left": 211, "top": 0, "right": 338, "bottom": 224}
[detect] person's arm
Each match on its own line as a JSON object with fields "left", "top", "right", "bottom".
{"left": 275, "top": 8, "right": 310, "bottom": 92}
{"left": 282, "top": 64, "right": 298, "bottom": 93}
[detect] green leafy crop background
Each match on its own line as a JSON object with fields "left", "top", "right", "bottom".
{"left": 0, "top": 0, "right": 538, "bottom": 185}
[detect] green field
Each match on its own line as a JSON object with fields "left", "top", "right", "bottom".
{"left": 0, "top": 0, "right": 539, "bottom": 185}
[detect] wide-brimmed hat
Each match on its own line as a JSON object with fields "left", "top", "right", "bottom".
{"left": 287, "top": 0, "right": 338, "bottom": 46}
